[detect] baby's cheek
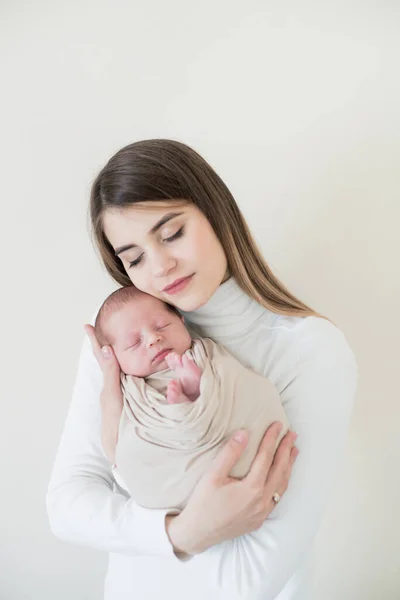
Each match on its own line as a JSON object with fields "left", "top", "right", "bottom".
{"left": 168, "top": 324, "right": 192, "bottom": 355}
{"left": 118, "top": 351, "right": 139, "bottom": 377}
{"left": 113, "top": 349, "right": 124, "bottom": 370}
{"left": 118, "top": 355, "right": 130, "bottom": 375}
{"left": 181, "top": 330, "right": 193, "bottom": 353}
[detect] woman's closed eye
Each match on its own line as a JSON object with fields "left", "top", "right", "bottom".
{"left": 163, "top": 226, "right": 184, "bottom": 243}
{"left": 127, "top": 226, "right": 185, "bottom": 269}
{"left": 129, "top": 255, "right": 143, "bottom": 268}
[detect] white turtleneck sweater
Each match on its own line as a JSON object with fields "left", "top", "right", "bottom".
{"left": 47, "top": 278, "right": 358, "bottom": 600}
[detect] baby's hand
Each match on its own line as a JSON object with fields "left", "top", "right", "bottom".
{"left": 165, "top": 352, "right": 202, "bottom": 402}
{"left": 166, "top": 379, "right": 190, "bottom": 404}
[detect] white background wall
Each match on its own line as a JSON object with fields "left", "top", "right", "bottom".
{"left": 1, "top": 1, "right": 399, "bottom": 598}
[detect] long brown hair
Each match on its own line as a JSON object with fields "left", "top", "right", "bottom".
{"left": 89, "top": 139, "right": 324, "bottom": 319}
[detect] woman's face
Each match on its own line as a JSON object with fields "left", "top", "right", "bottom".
{"left": 102, "top": 202, "right": 228, "bottom": 311}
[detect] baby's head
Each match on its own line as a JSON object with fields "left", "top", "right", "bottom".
{"left": 94, "top": 286, "right": 192, "bottom": 377}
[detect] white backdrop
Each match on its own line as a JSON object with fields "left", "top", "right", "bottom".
{"left": 1, "top": 1, "right": 399, "bottom": 598}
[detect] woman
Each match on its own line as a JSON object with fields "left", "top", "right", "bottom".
{"left": 47, "top": 139, "right": 358, "bottom": 600}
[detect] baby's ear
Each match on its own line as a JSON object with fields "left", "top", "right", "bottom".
{"left": 180, "top": 315, "right": 185, "bottom": 323}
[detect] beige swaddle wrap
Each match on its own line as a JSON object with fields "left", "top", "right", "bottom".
{"left": 115, "top": 338, "right": 290, "bottom": 510}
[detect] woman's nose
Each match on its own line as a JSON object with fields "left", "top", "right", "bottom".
{"left": 150, "top": 251, "right": 176, "bottom": 277}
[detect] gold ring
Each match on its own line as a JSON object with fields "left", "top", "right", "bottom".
{"left": 272, "top": 492, "right": 281, "bottom": 504}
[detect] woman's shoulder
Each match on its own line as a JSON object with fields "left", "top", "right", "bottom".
{"left": 267, "top": 313, "right": 357, "bottom": 367}
{"left": 260, "top": 315, "right": 352, "bottom": 357}
{"left": 270, "top": 312, "right": 345, "bottom": 340}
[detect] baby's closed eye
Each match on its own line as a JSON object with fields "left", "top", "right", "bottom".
{"left": 156, "top": 323, "right": 171, "bottom": 331}
{"left": 127, "top": 339, "right": 141, "bottom": 350}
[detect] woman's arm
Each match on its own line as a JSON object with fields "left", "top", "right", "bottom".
{"left": 175, "top": 320, "right": 358, "bottom": 599}
{"left": 46, "top": 330, "right": 178, "bottom": 557}
{"left": 47, "top": 320, "right": 288, "bottom": 560}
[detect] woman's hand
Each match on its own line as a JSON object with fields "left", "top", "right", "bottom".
{"left": 166, "top": 422, "right": 298, "bottom": 555}
{"left": 84, "top": 324, "right": 123, "bottom": 465}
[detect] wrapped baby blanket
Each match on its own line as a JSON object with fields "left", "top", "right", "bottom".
{"left": 116, "top": 338, "right": 290, "bottom": 509}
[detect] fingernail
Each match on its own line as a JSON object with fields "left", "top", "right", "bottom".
{"left": 275, "top": 422, "right": 283, "bottom": 433}
{"left": 102, "top": 346, "right": 111, "bottom": 359}
{"left": 233, "top": 430, "right": 246, "bottom": 443}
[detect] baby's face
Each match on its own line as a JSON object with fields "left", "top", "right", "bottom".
{"left": 104, "top": 293, "right": 192, "bottom": 377}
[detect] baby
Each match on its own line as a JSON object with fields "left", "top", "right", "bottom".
{"left": 94, "top": 286, "right": 290, "bottom": 510}
{"left": 95, "top": 286, "right": 203, "bottom": 405}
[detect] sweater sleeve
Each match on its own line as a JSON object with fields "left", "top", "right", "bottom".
{"left": 46, "top": 328, "right": 178, "bottom": 557}
{"left": 184, "top": 319, "right": 358, "bottom": 600}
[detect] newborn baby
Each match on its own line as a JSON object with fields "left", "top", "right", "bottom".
{"left": 95, "top": 286, "right": 290, "bottom": 510}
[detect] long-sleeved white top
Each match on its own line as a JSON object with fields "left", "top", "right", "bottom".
{"left": 47, "top": 277, "right": 358, "bottom": 600}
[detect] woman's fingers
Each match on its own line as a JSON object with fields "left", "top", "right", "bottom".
{"left": 84, "top": 325, "right": 121, "bottom": 388}
{"left": 84, "top": 324, "right": 103, "bottom": 363}
{"left": 83, "top": 325, "right": 122, "bottom": 464}
{"left": 270, "top": 431, "right": 298, "bottom": 472}
{"left": 206, "top": 430, "right": 249, "bottom": 485}
{"left": 244, "top": 422, "right": 284, "bottom": 487}
{"left": 289, "top": 445, "right": 300, "bottom": 466}
{"left": 262, "top": 433, "right": 299, "bottom": 509}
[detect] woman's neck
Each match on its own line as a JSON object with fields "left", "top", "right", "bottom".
{"left": 180, "top": 277, "right": 277, "bottom": 339}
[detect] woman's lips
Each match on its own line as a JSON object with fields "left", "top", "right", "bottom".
{"left": 162, "top": 274, "right": 194, "bottom": 295}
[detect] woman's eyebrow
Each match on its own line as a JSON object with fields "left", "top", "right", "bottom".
{"left": 114, "top": 212, "right": 184, "bottom": 256}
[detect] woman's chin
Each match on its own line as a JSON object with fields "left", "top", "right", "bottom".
{"left": 173, "top": 296, "right": 206, "bottom": 312}
{"left": 173, "top": 286, "right": 215, "bottom": 312}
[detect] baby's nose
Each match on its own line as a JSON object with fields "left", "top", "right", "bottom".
{"left": 147, "top": 332, "right": 162, "bottom": 347}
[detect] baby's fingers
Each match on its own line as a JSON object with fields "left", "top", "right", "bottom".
{"left": 166, "top": 379, "right": 186, "bottom": 404}
{"left": 165, "top": 352, "right": 182, "bottom": 372}
{"left": 182, "top": 353, "right": 202, "bottom": 378}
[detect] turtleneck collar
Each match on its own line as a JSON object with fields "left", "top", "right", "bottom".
{"left": 180, "top": 277, "right": 277, "bottom": 339}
